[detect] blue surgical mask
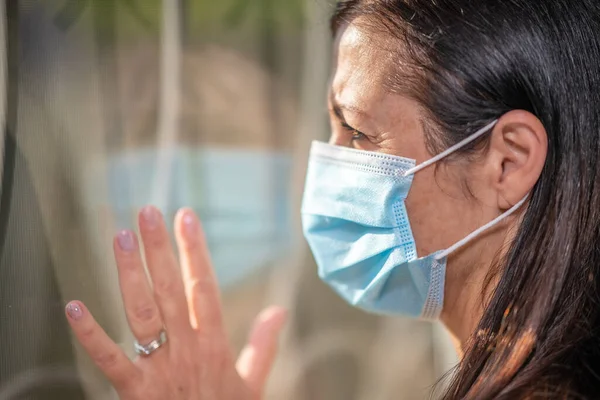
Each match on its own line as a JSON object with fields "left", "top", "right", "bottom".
{"left": 86, "top": 146, "right": 293, "bottom": 290}
{"left": 301, "top": 121, "right": 527, "bottom": 319}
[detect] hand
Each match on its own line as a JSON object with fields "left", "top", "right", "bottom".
{"left": 65, "top": 206, "right": 287, "bottom": 399}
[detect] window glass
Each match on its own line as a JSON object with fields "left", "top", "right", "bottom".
{"left": 0, "top": 1, "right": 457, "bottom": 399}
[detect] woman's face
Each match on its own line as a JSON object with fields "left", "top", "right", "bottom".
{"left": 325, "top": 16, "right": 548, "bottom": 344}
{"left": 327, "top": 21, "right": 505, "bottom": 278}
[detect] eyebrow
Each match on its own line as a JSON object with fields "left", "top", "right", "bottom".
{"left": 329, "top": 91, "right": 369, "bottom": 120}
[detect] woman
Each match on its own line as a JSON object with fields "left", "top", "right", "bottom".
{"left": 65, "top": 0, "right": 600, "bottom": 398}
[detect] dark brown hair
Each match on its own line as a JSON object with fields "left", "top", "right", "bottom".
{"left": 332, "top": 1, "right": 600, "bottom": 398}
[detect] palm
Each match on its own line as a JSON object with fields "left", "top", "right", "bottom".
{"left": 65, "top": 207, "right": 286, "bottom": 399}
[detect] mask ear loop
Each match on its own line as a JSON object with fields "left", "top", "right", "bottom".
{"left": 395, "top": 118, "right": 527, "bottom": 260}
{"left": 402, "top": 120, "right": 498, "bottom": 177}
{"left": 434, "top": 195, "right": 529, "bottom": 261}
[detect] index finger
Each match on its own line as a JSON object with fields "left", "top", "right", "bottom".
{"left": 174, "top": 208, "right": 225, "bottom": 335}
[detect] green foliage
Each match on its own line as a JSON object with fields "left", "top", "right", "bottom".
{"left": 51, "top": 0, "right": 306, "bottom": 38}
{"left": 53, "top": 0, "right": 159, "bottom": 33}
{"left": 222, "top": 0, "right": 305, "bottom": 30}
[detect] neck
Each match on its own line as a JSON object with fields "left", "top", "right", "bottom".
{"left": 440, "top": 251, "right": 492, "bottom": 354}
{"left": 438, "top": 210, "right": 522, "bottom": 354}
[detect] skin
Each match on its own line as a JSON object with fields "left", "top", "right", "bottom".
{"left": 65, "top": 19, "right": 548, "bottom": 398}
{"left": 328, "top": 21, "right": 547, "bottom": 348}
{"left": 66, "top": 207, "right": 287, "bottom": 400}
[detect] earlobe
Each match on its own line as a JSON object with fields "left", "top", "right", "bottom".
{"left": 491, "top": 110, "right": 548, "bottom": 209}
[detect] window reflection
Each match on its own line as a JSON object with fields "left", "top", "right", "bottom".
{"left": 0, "top": 1, "right": 456, "bottom": 399}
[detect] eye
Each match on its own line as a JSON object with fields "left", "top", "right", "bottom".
{"left": 341, "top": 121, "right": 366, "bottom": 141}
{"left": 351, "top": 131, "right": 366, "bottom": 141}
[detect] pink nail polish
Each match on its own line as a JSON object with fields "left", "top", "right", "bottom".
{"left": 141, "top": 206, "right": 160, "bottom": 229}
{"left": 117, "top": 230, "right": 136, "bottom": 252}
{"left": 66, "top": 302, "right": 83, "bottom": 320}
{"left": 183, "top": 211, "right": 197, "bottom": 235}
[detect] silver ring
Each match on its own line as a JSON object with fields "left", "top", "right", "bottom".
{"left": 134, "top": 330, "right": 167, "bottom": 356}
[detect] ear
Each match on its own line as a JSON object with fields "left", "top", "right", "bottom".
{"left": 485, "top": 110, "right": 548, "bottom": 210}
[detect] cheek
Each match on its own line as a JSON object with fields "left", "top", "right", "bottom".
{"left": 404, "top": 167, "right": 477, "bottom": 256}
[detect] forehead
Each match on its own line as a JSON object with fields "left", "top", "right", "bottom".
{"left": 331, "top": 22, "right": 394, "bottom": 108}
{"left": 330, "top": 21, "right": 430, "bottom": 153}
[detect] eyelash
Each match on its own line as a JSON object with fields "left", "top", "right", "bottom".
{"left": 341, "top": 121, "right": 366, "bottom": 141}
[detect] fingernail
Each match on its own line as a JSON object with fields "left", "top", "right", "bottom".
{"left": 66, "top": 302, "right": 83, "bottom": 321}
{"left": 117, "top": 230, "right": 136, "bottom": 252}
{"left": 141, "top": 206, "right": 160, "bottom": 229}
{"left": 182, "top": 210, "right": 197, "bottom": 235}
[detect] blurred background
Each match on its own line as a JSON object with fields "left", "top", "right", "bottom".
{"left": 0, "top": 1, "right": 457, "bottom": 399}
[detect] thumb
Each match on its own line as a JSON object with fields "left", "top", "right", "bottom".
{"left": 236, "top": 306, "right": 288, "bottom": 396}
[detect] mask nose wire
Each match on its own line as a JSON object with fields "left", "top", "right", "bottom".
{"left": 402, "top": 120, "right": 499, "bottom": 177}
